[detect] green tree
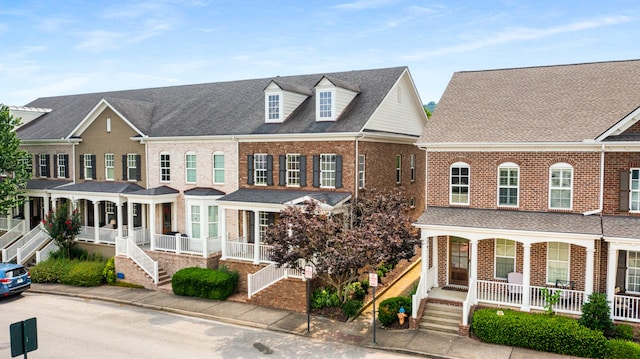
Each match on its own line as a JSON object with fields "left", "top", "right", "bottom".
{"left": 0, "top": 104, "right": 32, "bottom": 214}
{"left": 42, "top": 203, "right": 82, "bottom": 258}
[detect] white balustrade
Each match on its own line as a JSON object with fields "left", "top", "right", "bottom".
{"left": 613, "top": 295, "right": 640, "bottom": 323}
{"left": 117, "top": 237, "right": 158, "bottom": 284}
{"left": 36, "top": 240, "right": 60, "bottom": 263}
{"left": 248, "top": 263, "right": 304, "bottom": 298}
{"left": 17, "top": 228, "right": 49, "bottom": 264}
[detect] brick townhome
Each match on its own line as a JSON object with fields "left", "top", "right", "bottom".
{"left": 7, "top": 67, "right": 427, "bottom": 310}
{"left": 412, "top": 59, "right": 640, "bottom": 329}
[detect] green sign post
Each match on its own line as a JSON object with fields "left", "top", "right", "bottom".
{"left": 10, "top": 317, "right": 38, "bottom": 358}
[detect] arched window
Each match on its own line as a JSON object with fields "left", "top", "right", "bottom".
{"left": 549, "top": 163, "right": 573, "bottom": 209}
{"left": 497, "top": 162, "right": 519, "bottom": 207}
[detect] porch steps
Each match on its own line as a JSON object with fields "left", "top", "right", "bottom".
{"left": 420, "top": 302, "right": 462, "bottom": 335}
{"left": 157, "top": 268, "right": 171, "bottom": 287}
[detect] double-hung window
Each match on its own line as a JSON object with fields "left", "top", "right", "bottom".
{"left": 268, "top": 94, "right": 280, "bottom": 121}
{"left": 320, "top": 154, "right": 336, "bottom": 188}
{"left": 549, "top": 163, "right": 573, "bottom": 209}
{"left": 286, "top": 154, "right": 301, "bottom": 186}
{"left": 630, "top": 169, "right": 640, "bottom": 211}
{"left": 127, "top": 154, "right": 137, "bottom": 181}
{"left": 56, "top": 154, "right": 68, "bottom": 178}
{"left": 208, "top": 206, "right": 218, "bottom": 238}
{"left": 39, "top": 155, "right": 48, "bottom": 177}
{"left": 450, "top": 162, "right": 470, "bottom": 205}
{"left": 547, "top": 242, "right": 570, "bottom": 284}
{"left": 396, "top": 155, "right": 402, "bottom": 184}
{"left": 627, "top": 251, "right": 640, "bottom": 292}
{"left": 105, "top": 154, "right": 115, "bottom": 180}
{"left": 495, "top": 238, "right": 515, "bottom": 279}
{"left": 186, "top": 152, "right": 197, "bottom": 183}
{"left": 410, "top": 154, "right": 416, "bottom": 182}
{"left": 160, "top": 153, "right": 170, "bottom": 182}
{"left": 84, "top": 154, "right": 94, "bottom": 180}
{"left": 254, "top": 154, "right": 268, "bottom": 185}
{"left": 498, "top": 163, "right": 519, "bottom": 207}
{"left": 190, "top": 205, "right": 201, "bottom": 238}
{"left": 318, "top": 91, "right": 333, "bottom": 120}
{"left": 213, "top": 152, "right": 224, "bottom": 184}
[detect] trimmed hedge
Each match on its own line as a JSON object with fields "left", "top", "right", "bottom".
{"left": 607, "top": 339, "right": 640, "bottom": 359}
{"left": 171, "top": 267, "right": 238, "bottom": 300}
{"left": 472, "top": 308, "right": 608, "bottom": 358}
{"left": 65, "top": 260, "right": 105, "bottom": 286}
{"left": 378, "top": 296, "right": 412, "bottom": 326}
{"left": 31, "top": 258, "right": 106, "bottom": 286}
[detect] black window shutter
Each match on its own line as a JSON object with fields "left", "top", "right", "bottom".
{"left": 300, "top": 155, "right": 307, "bottom": 187}
{"left": 34, "top": 155, "right": 40, "bottom": 177}
{"left": 122, "top": 155, "right": 128, "bottom": 181}
{"left": 53, "top": 155, "right": 58, "bottom": 177}
{"left": 620, "top": 170, "right": 630, "bottom": 211}
{"left": 312, "top": 155, "right": 320, "bottom": 187}
{"left": 91, "top": 155, "right": 97, "bottom": 180}
{"left": 266, "top": 155, "right": 274, "bottom": 186}
{"left": 44, "top": 154, "right": 50, "bottom": 177}
{"left": 279, "top": 155, "right": 286, "bottom": 186}
{"left": 247, "top": 155, "right": 254, "bottom": 185}
{"left": 335, "top": 155, "right": 343, "bottom": 188}
{"left": 135, "top": 154, "right": 141, "bottom": 181}
{"left": 79, "top": 155, "right": 84, "bottom": 179}
{"left": 63, "top": 155, "right": 69, "bottom": 178}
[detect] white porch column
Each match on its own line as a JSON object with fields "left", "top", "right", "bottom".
{"left": 585, "top": 247, "right": 595, "bottom": 298}
{"left": 201, "top": 204, "right": 208, "bottom": 258}
{"left": 522, "top": 243, "right": 531, "bottom": 311}
{"left": 242, "top": 210, "right": 248, "bottom": 242}
{"left": 470, "top": 239, "right": 478, "bottom": 282}
{"left": 93, "top": 201, "right": 100, "bottom": 244}
{"left": 433, "top": 236, "right": 439, "bottom": 287}
{"left": 127, "top": 201, "right": 134, "bottom": 240}
{"left": 172, "top": 201, "right": 178, "bottom": 232}
{"left": 606, "top": 245, "right": 617, "bottom": 308}
{"left": 220, "top": 207, "right": 227, "bottom": 259}
{"left": 149, "top": 203, "right": 157, "bottom": 251}
{"left": 253, "top": 210, "right": 260, "bottom": 264}
{"left": 117, "top": 201, "right": 124, "bottom": 239}
{"left": 420, "top": 231, "right": 429, "bottom": 297}
{"left": 24, "top": 197, "right": 31, "bottom": 230}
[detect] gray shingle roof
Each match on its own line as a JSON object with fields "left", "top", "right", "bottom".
{"left": 26, "top": 179, "right": 72, "bottom": 190}
{"left": 184, "top": 187, "right": 225, "bottom": 196}
{"left": 418, "top": 59, "right": 640, "bottom": 144}
{"left": 129, "top": 185, "right": 179, "bottom": 196}
{"left": 53, "top": 181, "right": 144, "bottom": 194}
{"left": 602, "top": 215, "right": 640, "bottom": 239}
{"left": 18, "top": 67, "right": 407, "bottom": 140}
{"left": 415, "top": 206, "right": 602, "bottom": 236}
{"left": 218, "top": 188, "right": 351, "bottom": 207}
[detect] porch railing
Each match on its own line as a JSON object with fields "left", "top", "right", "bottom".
{"left": 0, "top": 220, "right": 25, "bottom": 250}
{"left": 225, "top": 237, "right": 273, "bottom": 263}
{"left": 247, "top": 263, "right": 304, "bottom": 299}
{"left": 612, "top": 295, "right": 640, "bottom": 323}
{"left": 116, "top": 236, "right": 158, "bottom": 285}
{"left": 36, "top": 239, "right": 60, "bottom": 263}
{"left": 153, "top": 233, "right": 221, "bottom": 257}
{"left": 475, "top": 280, "right": 584, "bottom": 315}
{"left": 17, "top": 226, "right": 49, "bottom": 264}
{"left": 0, "top": 216, "right": 24, "bottom": 232}
{"left": 1, "top": 222, "right": 30, "bottom": 262}
{"left": 412, "top": 266, "right": 437, "bottom": 318}
{"left": 463, "top": 278, "right": 477, "bottom": 326}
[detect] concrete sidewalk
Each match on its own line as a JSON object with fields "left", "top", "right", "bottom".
{"left": 29, "top": 283, "right": 577, "bottom": 359}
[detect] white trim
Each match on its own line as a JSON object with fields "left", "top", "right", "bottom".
{"left": 68, "top": 99, "right": 146, "bottom": 139}
{"left": 596, "top": 106, "right": 640, "bottom": 141}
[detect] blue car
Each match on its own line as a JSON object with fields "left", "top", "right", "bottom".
{"left": 0, "top": 263, "right": 31, "bottom": 297}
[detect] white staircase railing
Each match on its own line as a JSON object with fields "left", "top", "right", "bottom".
{"left": 247, "top": 263, "right": 304, "bottom": 299}
{"left": 0, "top": 221, "right": 25, "bottom": 250}
{"left": 116, "top": 236, "right": 158, "bottom": 285}
{"left": 462, "top": 278, "right": 477, "bottom": 326}
{"left": 17, "top": 226, "right": 50, "bottom": 264}
{"left": 36, "top": 239, "right": 60, "bottom": 263}
{"left": 0, "top": 216, "right": 23, "bottom": 231}
{"left": 1, "top": 222, "right": 30, "bottom": 262}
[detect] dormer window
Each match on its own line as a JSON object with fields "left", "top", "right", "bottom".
{"left": 267, "top": 94, "right": 281, "bottom": 121}
{"left": 318, "top": 90, "right": 334, "bottom": 120}
{"left": 264, "top": 80, "right": 310, "bottom": 123}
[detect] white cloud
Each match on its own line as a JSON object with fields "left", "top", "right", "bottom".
{"left": 75, "top": 30, "right": 125, "bottom": 52}
{"left": 333, "top": 0, "right": 398, "bottom": 11}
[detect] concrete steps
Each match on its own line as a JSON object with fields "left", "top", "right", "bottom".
{"left": 157, "top": 268, "right": 171, "bottom": 287}
{"left": 420, "top": 302, "right": 462, "bottom": 335}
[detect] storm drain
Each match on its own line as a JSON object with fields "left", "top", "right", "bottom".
{"left": 253, "top": 342, "right": 273, "bottom": 354}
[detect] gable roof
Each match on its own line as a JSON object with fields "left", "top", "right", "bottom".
{"left": 18, "top": 67, "right": 411, "bottom": 140}
{"left": 418, "top": 59, "right": 640, "bottom": 145}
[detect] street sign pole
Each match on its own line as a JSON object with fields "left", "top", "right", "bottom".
{"left": 305, "top": 265, "right": 313, "bottom": 334}
{"left": 10, "top": 317, "right": 38, "bottom": 358}
{"left": 369, "top": 272, "right": 378, "bottom": 344}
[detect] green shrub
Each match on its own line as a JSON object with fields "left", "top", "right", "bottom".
{"left": 607, "top": 339, "right": 640, "bottom": 359}
{"left": 614, "top": 324, "right": 634, "bottom": 341}
{"left": 472, "top": 308, "right": 608, "bottom": 358}
{"left": 63, "top": 260, "right": 105, "bottom": 286}
{"left": 341, "top": 299, "right": 363, "bottom": 318}
{"left": 378, "top": 296, "right": 412, "bottom": 326}
{"left": 311, "top": 287, "right": 340, "bottom": 309}
{"left": 344, "top": 281, "right": 366, "bottom": 301}
{"left": 171, "top": 266, "right": 238, "bottom": 300}
{"left": 30, "top": 258, "right": 74, "bottom": 283}
{"left": 102, "top": 257, "right": 116, "bottom": 284}
{"left": 579, "top": 292, "right": 613, "bottom": 334}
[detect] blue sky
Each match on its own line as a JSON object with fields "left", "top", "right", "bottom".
{"left": 1, "top": 0, "right": 639, "bottom": 106}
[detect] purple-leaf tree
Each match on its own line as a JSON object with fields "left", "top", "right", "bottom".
{"left": 263, "top": 188, "right": 419, "bottom": 303}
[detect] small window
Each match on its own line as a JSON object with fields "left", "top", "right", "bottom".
{"left": 56, "top": 154, "right": 68, "bottom": 178}
{"left": 84, "top": 154, "right": 94, "bottom": 180}
{"left": 39, "top": 154, "right": 48, "bottom": 177}
{"left": 358, "top": 154, "right": 365, "bottom": 189}
{"left": 549, "top": 163, "right": 573, "bottom": 209}
{"left": 410, "top": 154, "right": 416, "bottom": 182}
{"left": 320, "top": 154, "right": 336, "bottom": 188}
{"left": 495, "top": 238, "right": 515, "bottom": 279}
{"left": 547, "top": 242, "right": 570, "bottom": 284}
{"left": 450, "top": 162, "right": 470, "bottom": 205}
{"left": 318, "top": 90, "right": 333, "bottom": 120}
{"left": 127, "top": 154, "right": 137, "bottom": 181}
{"left": 105, "top": 154, "right": 115, "bottom": 181}
{"left": 498, "top": 163, "right": 519, "bottom": 207}
{"left": 213, "top": 152, "right": 224, "bottom": 184}
{"left": 268, "top": 94, "right": 280, "bottom": 121}
{"left": 254, "top": 154, "right": 268, "bottom": 186}
{"left": 106, "top": 117, "right": 111, "bottom": 132}
{"left": 160, "top": 153, "right": 170, "bottom": 182}
{"left": 286, "top": 154, "right": 301, "bottom": 186}
{"left": 396, "top": 155, "right": 402, "bottom": 184}
{"left": 186, "top": 152, "right": 197, "bottom": 183}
